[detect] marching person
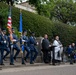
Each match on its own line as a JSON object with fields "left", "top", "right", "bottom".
{"left": 9, "top": 28, "right": 20, "bottom": 65}
{"left": 53, "top": 35, "right": 63, "bottom": 64}
{"left": 0, "top": 28, "right": 4, "bottom": 65}
{"left": 20, "top": 30, "right": 30, "bottom": 64}
{"left": 2, "top": 29, "right": 10, "bottom": 61}
{"left": 29, "top": 32, "right": 38, "bottom": 64}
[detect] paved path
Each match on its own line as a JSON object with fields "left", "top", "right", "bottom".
{"left": 0, "top": 64, "right": 76, "bottom": 75}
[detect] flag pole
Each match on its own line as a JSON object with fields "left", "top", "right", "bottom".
{"left": 7, "top": 3, "right": 14, "bottom": 64}
{"left": 19, "top": 9, "right": 24, "bottom": 64}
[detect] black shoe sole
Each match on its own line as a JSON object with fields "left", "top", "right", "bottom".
{"left": 22, "top": 63, "right": 26, "bottom": 65}
{"left": 0, "top": 64, "right": 4, "bottom": 65}
{"left": 10, "top": 63, "right": 14, "bottom": 65}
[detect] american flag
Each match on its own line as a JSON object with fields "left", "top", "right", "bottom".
{"left": 7, "top": 16, "right": 12, "bottom": 29}
{"left": 7, "top": 6, "right": 13, "bottom": 41}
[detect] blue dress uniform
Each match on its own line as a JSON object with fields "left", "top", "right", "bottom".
{"left": 20, "top": 34, "right": 30, "bottom": 64}
{"left": 2, "top": 30, "right": 10, "bottom": 60}
{"left": 9, "top": 33, "right": 20, "bottom": 65}
{"left": 0, "top": 33, "right": 4, "bottom": 65}
{"left": 29, "top": 33, "right": 38, "bottom": 64}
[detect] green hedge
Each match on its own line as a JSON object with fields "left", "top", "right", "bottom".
{"left": 0, "top": 2, "right": 76, "bottom": 46}
{"left": 53, "top": 22, "right": 76, "bottom": 46}
{"left": 0, "top": 2, "right": 54, "bottom": 37}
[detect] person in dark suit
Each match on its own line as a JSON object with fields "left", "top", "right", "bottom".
{"left": 29, "top": 32, "right": 38, "bottom": 64}
{"left": 42, "top": 34, "right": 51, "bottom": 63}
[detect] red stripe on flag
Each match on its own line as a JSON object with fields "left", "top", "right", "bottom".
{"left": 7, "top": 9, "right": 13, "bottom": 42}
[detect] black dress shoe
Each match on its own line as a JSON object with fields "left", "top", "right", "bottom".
{"left": 22, "top": 63, "right": 26, "bottom": 65}
{"left": 14, "top": 57, "right": 17, "bottom": 62}
{"left": 70, "top": 63, "right": 73, "bottom": 65}
{"left": 24, "top": 58, "right": 28, "bottom": 62}
{"left": 0, "top": 63, "right": 4, "bottom": 65}
{"left": 10, "top": 63, "right": 14, "bottom": 65}
{"left": 30, "top": 62, "right": 34, "bottom": 64}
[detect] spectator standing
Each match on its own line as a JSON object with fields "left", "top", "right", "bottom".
{"left": 53, "top": 35, "right": 63, "bottom": 64}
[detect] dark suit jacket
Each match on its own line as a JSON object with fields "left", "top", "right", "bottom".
{"left": 42, "top": 38, "right": 50, "bottom": 50}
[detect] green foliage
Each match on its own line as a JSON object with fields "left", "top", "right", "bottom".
{"left": 52, "top": 1, "right": 76, "bottom": 24}
{"left": 29, "top": 0, "right": 76, "bottom": 25}
{"left": 29, "top": 0, "right": 41, "bottom": 7}
{"left": 0, "top": 2, "right": 9, "bottom": 28}
{"left": 0, "top": 2, "right": 76, "bottom": 46}
{"left": 52, "top": 21, "right": 76, "bottom": 46}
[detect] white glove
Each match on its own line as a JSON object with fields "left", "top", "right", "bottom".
{"left": 22, "top": 40, "right": 25, "bottom": 42}
{"left": 11, "top": 45, "right": 13, "bottom": 48}
{"left": 12, "top": 39, "right": 16, "bottom": 42}
{"left": 4, "top": 41, "right": 6, "bottom": 43}
{"left": 37, "top": 42, "right": 39, "bottom": 45}
{"left": 49, "top": 45, "right": 51, "bottom": 47}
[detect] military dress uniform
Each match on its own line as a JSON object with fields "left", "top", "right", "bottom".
{"left": 29, "top": 33, "right": 38, "bottom": 64}
{"left": 20, "top": 34, "right": 30, "bottom": 64}
{"left": 9, "top": 33, "right": 20, "bottom": 65}
{"left": 0, "top": 33, "right": 4, "bottom": 65}
{"left": 2, "top": 30, "right": 10, "bottom": 61}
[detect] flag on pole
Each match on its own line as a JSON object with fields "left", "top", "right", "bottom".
{"left": 19, "top": 10, "right": 24, "bottom": 52}
{"left": 7, "top": 6, "right": 13, "bottom": 41}
{"left": 19, "top": 10, "right": 23, "bottom": 33}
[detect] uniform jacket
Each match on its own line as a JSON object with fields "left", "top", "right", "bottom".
{"left": 20, "top": 35, "right": 29, "bottom": 46}
{"left": 28, "top": 36, "right": 37, "bottom": 50}
{"left": 0, "top": 33, "right": 4, "bottom": 48}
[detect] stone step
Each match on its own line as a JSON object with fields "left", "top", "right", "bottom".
{"left": 3, "top": 55, "right": 43, "bottom": 63}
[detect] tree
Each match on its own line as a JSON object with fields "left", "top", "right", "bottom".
{"left": 51, "top": 1, "right": 76, "bottom": 24}
{"left": 29, "top": 0, "right": 76, "bottom": 25}
{"left": 29, "top": 0, "right": 41, "bottom": 7}
{"left": 0, "top": 15, "right": 4, "bottom": 28}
